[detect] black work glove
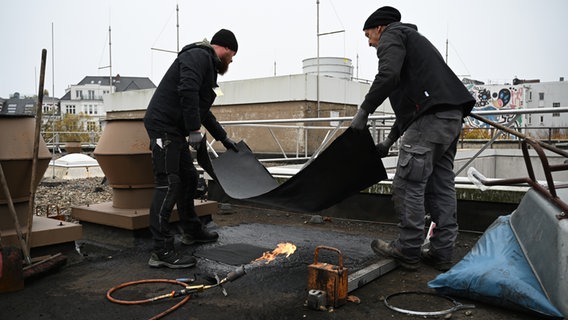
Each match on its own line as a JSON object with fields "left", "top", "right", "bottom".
{"left": 376, "top": 137, "right": 394, "bottom": 158}
{"left": 188, "top": 131, "right": 203, "bottom": 150}
{"left": 350, "top": 109, "right": 369, "bottom": 131}
{"left": 221, "top": 137, "right": 238, "bottom": 152}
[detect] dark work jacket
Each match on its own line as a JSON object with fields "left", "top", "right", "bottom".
{"left": 144, "top": 41, "right": 227, "bottom": 141}
{"left": 360, "top": 22, "right": 475, "bottom": 136}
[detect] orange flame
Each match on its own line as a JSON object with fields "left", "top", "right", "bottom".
{"left": 254, "top": 242, "right": 297, "bottom": 264}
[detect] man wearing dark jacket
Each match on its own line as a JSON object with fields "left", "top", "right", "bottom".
{"left": 350, "top": 7, "right": 475, "bottom": 271}
{"left": 144, "top": 29, "right": 239, "bottom": 268}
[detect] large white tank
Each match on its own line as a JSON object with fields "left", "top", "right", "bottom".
{"left": 302, "top": 57, "right": 353, "bottom": 80}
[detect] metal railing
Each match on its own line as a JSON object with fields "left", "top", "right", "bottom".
{"left": 218, "top": 107, "right": 568, "bottom": 219}
{"left": 217, "top": 107, "right": 568, "bottom": 163}
{"left": 40, "top": 107, "right": 568, "bottom": 162}
{"left": 41, "top": 131, "right": 101, "bottom": 151}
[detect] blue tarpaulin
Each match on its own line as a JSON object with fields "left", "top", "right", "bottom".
{"left": 428, "top": 215, "right": 563, "bottom": 318}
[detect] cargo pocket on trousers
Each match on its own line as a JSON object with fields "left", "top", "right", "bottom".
{"left": 398, "top": 144, "right": 430, "bottom": 182}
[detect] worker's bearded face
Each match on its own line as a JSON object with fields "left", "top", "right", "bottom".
{"left": 217, "top": 51, "right": 234, "bottom": 75}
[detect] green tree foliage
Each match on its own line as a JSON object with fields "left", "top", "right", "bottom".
{"left": 51, "top": 113, "right": 92, "bottom": 142}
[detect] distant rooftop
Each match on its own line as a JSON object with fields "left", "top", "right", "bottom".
{"left": 0, "top": 93, "right": 35, "bottom": 116}
{"left": 60, "top": 75, "right": 156, "bottom": 100}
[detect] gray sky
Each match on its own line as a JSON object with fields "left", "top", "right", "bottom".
{"left": 1, "top": 0, "right": 567, "bottom": 98}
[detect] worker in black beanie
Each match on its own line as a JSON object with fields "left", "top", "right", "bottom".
{"left": 211, "top": 28, "right": 238, "bottom": 53}
{"left": 362, "top": 6, "right": 401, "bottom": 30}
{"left": 143, "top": 28, "right": 240, "bottom": 269}
{"left": 350, "top": 7, "right": 475, "bottom": 272}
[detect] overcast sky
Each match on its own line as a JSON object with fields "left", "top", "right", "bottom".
{"left": 1, "top": 0, "right": 567, "bottom": 98}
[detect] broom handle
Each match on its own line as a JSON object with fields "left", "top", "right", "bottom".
{"left": 0, "top": 162, "right": 32, "bottom": 264}
{"left": 25, "top": 49, "right": 47, "bottom": 252}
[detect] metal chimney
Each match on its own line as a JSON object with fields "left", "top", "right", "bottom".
{"left": 93, "top": 113, "right": 154, "bottom": 209}
{"left": 0, "top": 115, "right": 51, "bottom": 233}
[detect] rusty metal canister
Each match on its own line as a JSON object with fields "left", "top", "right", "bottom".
{"left": 307, "top": 245, "right": 348, "bottom": 308}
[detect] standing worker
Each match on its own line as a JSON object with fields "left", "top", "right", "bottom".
{"left": 350, "top": 7, "right": 475, "bottom": 271}
{"left": 144, "top": 29, "right": 240, "bottom": 268}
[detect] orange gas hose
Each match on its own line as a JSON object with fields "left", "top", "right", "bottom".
{"left": 106, "top": 279, "right": 191, "bottom": 320}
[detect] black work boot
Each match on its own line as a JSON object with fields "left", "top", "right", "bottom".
{"left": 421, "top": 249, "right": 453, "bottom": 271}
{"left": 148, "top": 250, "right": 196, "bottom": 269}
{"left": 371, "top": 239, "right": 420, "bottom": 270}
{"left": 182, "top": 227, "right": 219, "bottom": 245}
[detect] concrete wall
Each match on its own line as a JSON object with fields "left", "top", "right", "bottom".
{"left": 101, "top": 75, "right": 383, "bottom": 155}
{"left": 455, "top": 149, "right": 568, "bottom": 182}
{"left": 213, "top": 73, "right": 373, "bottom": 107}
{"left": 212, "top": 100, "right": 356, "bottom": 154}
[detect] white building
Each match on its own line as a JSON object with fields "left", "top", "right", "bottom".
{"left": 465, "top": 78, "right": 568, "bottom": 138}
{"left": 59, "top": 75, "right": 155, "bottom": 131}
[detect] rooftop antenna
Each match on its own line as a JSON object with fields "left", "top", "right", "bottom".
{"left": 445, "top": 19, "right": 449, "bottom": 64}
{"left": 316, "top": 0, "right": 345, "bottom": 117}
{"left": 51, "top": 22, "right": 56, "bottom": 177}
{"left": 356, "top": 53, "right": 359, "bottom": 80}
{"left": 109, "top": 26, "right": 112, "bottom": 92}
{"left": 445, "top": 38, "right": 449, "bottom": 64}
{"left": 176, "top": 4, "right": 179, "bottom": 53}
{"left": 151, "top": 3, "right": 180, "bottom": 54}
{"left": 98, "top": 26, "right": 113, "bottom": 93}
{"left": 51, "top": 22, "right": 55, "bottom": 99}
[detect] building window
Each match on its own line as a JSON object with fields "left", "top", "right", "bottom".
{"left": 75, "top": 91, "right": 83, "bottom": 99}
{"left": 538, "top": 92, "right": 545, "bottom": 108}
{"left": 93, "top": 105, "right": 98, "bottom": 115}
{"left": 7, "top": 104, "right": 17, "bottom": 113}
{"left": 87, "top": 121, "right": 97, "bottom": 131}
{"left": 24, "top": 104, "right": 34, "bottom": 114}
{"left": 528, "top": 91, "right": 532, "bottom": 102}
{"left": 553, "top": 102, "right": 560, "bottom": 117}
{"left": 66, "top": 105, "right": 76, "bottom": 114}
{"left": 88, "top": 90, "right": 95, "bottom": 100}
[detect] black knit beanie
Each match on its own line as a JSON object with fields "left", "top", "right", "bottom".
{"left": 211, "top": 29, "right": 238, "bottom": 53}
{"left": 363, "top": 6, "right": 401, "bottom": 30}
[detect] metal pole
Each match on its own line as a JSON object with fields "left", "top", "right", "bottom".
{"left": 25, "top": 49, "right": 48, "bottom": 255}
{"left": 176, "top": 4, "right": 179, "bottom": 53}
{"left": 109, "top": 26, "right": 112, "bottom": 93}
{"left": 316, "top": 0, "right": 320, "bottom": 117}
{"left": 51, "top": 22, "right": 56, "bottom": 178}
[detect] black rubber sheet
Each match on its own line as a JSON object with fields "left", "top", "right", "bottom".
{"left": 197, "top": 128, "right": 387, "bottom": 212}
{"left": 194, "top": 243, "right": 269, "bottom": 265}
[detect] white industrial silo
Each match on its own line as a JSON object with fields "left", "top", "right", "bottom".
{"left": 302, "top": 57, "right": 353, "bottom": 80}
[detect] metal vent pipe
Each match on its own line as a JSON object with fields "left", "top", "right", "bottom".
{"left": 93, "top": 112, "right": 154, "bottom": 209}
{"left": 0, "top": 115, "right": 51, "bottom": 232}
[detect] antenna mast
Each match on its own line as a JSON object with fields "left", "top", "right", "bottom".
{"left": 109, "top": 26, "right": 113, "bottom": 93}
{"left": 445, "top": 38, "right": 448, "bottom": 64}
{"left": 176, "top": 4, "right": 179, "bottom": 52}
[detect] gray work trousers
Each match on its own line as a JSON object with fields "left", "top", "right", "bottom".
{"left": 391, "top": 108, "right": 463, "bottom": 262}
